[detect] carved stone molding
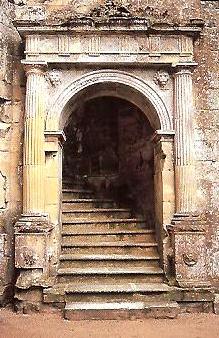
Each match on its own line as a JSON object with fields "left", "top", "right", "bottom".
{"left": 23, "top": 33, "right": 195, "bottom": 65}
{"left": 46, "top": 70, "right": 172, "bottom": 132}
{"left": 15, "top": 214, "right": 53, "bottom": 234}
{"left": 23, "top": 62, "right": 47, "bottom": 76}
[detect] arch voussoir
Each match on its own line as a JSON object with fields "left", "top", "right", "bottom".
{"left": 46, "top": 70, "right": 173, "bottom": 133}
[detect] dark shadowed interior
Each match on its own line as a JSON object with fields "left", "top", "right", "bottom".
{"left": 63, "top": 96, "right": 155, "bottom": 228}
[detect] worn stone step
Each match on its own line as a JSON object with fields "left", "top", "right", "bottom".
{"left": 43, "top": 282, "right": 172, "bottom": 304}
{"left": 59, "top": 253, "right": 160, "bottom": 261}
{"left": 62, "top": 179, "right": 85, "bottom": 185}
{"left": 61, "top": 244, "right": 158, "bottom": 256}
{"left": 43, "top": 282, "right": 174, "bottom": 304}
{"left": 62, "top": 199, "right": 116, "bottom": 210}
{"left": 62, "top": 241, "right": 157, "bottom": 248}
{"left": 57, "top": 267, "right": 164, "bottom": 283}
{"left": 46, "top": 282, "right": 171, "bottom": 295}
{"left": 62, "top": 209, "right": 131, "bottom": 221}
{"left": 63, "top": 189, "right": 94, "bottom": 199}
{"left": 62, "top": 233, "right": 155, "bottom": 245}
{"left": 57, "top": 274, "right": 164, "bottom": 284}
{"left": 59, "top": 258, "right": 160, "bottom": 269}
{"left": 65, "top": 291, "right": 172, "bottom": 304}
{"left": 58, "top": 266, "right": 163, "bottom": 276}
{"left": 62, "top": 183, "right": 85, "bottom": 190}
{"left": 62, "top": 229, "right": 154, "bottom": 236}
{"left": 64, "top": 301, "right": 179, "bottom": 320}
{"left": 62, "top": 219, "right": 147, "bottom": 232}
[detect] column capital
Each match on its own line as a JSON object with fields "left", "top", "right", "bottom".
{"left": 172, "top": 62, "right": 198, "bottom": 75}
{"left": 21, "top": 61, "right": 48, "bottom": 76}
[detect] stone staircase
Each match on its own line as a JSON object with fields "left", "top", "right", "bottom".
{"left": 44, "top": 178, "right": 179, "bottom": 320}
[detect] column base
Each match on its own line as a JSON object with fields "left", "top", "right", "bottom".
{"left": 14, "top": 287, "right": 43, "bottom": 314}
{"left": 168, "top": 213, "right": 210, "bottom": 288}
{"left": 14, "top": 214, "right": 54, "bottom": 291}
{"left": 15, "top": 213, "right": 53, "bottom": 233}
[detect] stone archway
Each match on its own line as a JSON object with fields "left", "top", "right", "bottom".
{"left": 43, "top": 71, "right": 175, "bottom": 277}
{"left": 13, "top": 12, "right": 208, "bottom": 313}
{"left": 46, "top": 70, "right": 173, "bottom": 132}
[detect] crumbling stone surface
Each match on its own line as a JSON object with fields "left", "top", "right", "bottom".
{"left": 14, "top": 0, "right": 202, "bottom": 26}
{"left": 0, "top": 0, "right": 23, "bottom": 304}
{"left": 193, "top": 0, "right": 219, "bottom": 284}
{"left": 214, "top": 294, "right": 219, "bottom": 315}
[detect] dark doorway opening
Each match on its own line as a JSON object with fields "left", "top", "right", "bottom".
{"left": 63, "top": 96, "right": 155, "bottom": 228}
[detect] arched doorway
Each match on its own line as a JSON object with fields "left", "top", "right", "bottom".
{"left": 45, "top": 69, "right": 175, "bottom": 269}
{"left": 44, "top": 71, "right": 175, "bottom": 305}
{"left": 58, "top": 92, "right": 166, "bottom": 298}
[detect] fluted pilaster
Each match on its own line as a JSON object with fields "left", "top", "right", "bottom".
{"left": 23, "top": 63, "right": 47, "bottom": 214}
{"left": 174, "top": 67, "right": 196, "bottom": 213}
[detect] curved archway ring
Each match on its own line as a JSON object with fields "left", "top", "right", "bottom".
{"left": 46, "top": 70, "right": 173, "bottom": 132}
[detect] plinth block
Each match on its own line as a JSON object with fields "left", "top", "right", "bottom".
{"left": 169, "top": 214, "right": 210, "bottom": 288}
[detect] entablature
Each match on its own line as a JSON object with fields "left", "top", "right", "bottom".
{"left": 18, "top": 28, "right": 199, "bottom": 65}
{"left": 15, "top": 0, "right": 203, "bottom": 66}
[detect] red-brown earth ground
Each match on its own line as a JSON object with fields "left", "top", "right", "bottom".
{"left": 0, "top": 308, "right": 218, "bottom": 338}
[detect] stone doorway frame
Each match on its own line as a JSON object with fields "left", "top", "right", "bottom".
{"left": 45, "top": 70, "right": 175, "bottom": 270}
{"left": 15, "top": 22, "right": 209, "bottom": 291}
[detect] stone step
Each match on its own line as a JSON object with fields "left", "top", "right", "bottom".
{"left": 57, "top": 266, "right": 164, "bottom": 283}
{"left": 59, "top": 253, "right": 160, "bottom": 261}
{"left": 57, "top": 274, "right": 164, "bottom": 284}
{"left": 62, "top": 199, "right": 116, "bottom": 210}
{"left": 46, "top": 282, "right": 171, "bottom": 295}
{"left": 61, "top": 233, "right": 155, "bottom": 245}
{"left": 61, "top": 244, "right": 158, "bottom": 256}
{"left": 62, "top": 180, "right": 85, "bottom": 186}
{"left": 63, "top": 189, "right": 94, "bottom": 199}
{"left": 62, "top": 209, "right": 131, "bottom": 221}
{"left": 59, "top": 258, "right": 160, "bottom": 269}
{"left": 62, "top": 229, "right": 154, "bottom": 236}
{"left": 62, "top": 184, "right": 85, "bottom": 190}
{"left": 44, "top": 291, "right": 172, "bottom": 305}
{"left": 62, "top": 241, "right": 157, "bottom": 248}
{"left": 65, "top": 291, "right": 172, "bottom": 304}
{"left": 64, "top": 301, "right": 179, "bottom": 320}
{"left": 62, "top": 219, "right": 147, "bottom": 232}
{"left": 58, "top": 266, "right": 163, "bottom": 275}
{"left": 43, "top": 282, "right": 172, "bottom": 304}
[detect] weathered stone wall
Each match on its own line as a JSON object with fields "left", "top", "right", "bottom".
{"left": 193, "top": 1, "right": 219, "bottom": 285}
{"left": 14, "top": 0, "right": 202, "bottom": 25}
{"left": 0, "top": 0, "right": 23, "bottom": 303}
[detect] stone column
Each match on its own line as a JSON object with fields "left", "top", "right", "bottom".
{"left": 169, "top": 66, "right": 208, "bottom": 287}
{"left": 14, "top": 63, "right": 54, "bottom": 304}
{"left": 174, "top": 67, "right": 196, "bottom": 214}
{"left": 23, "top": 63, "right": 47, "bottom": 215}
